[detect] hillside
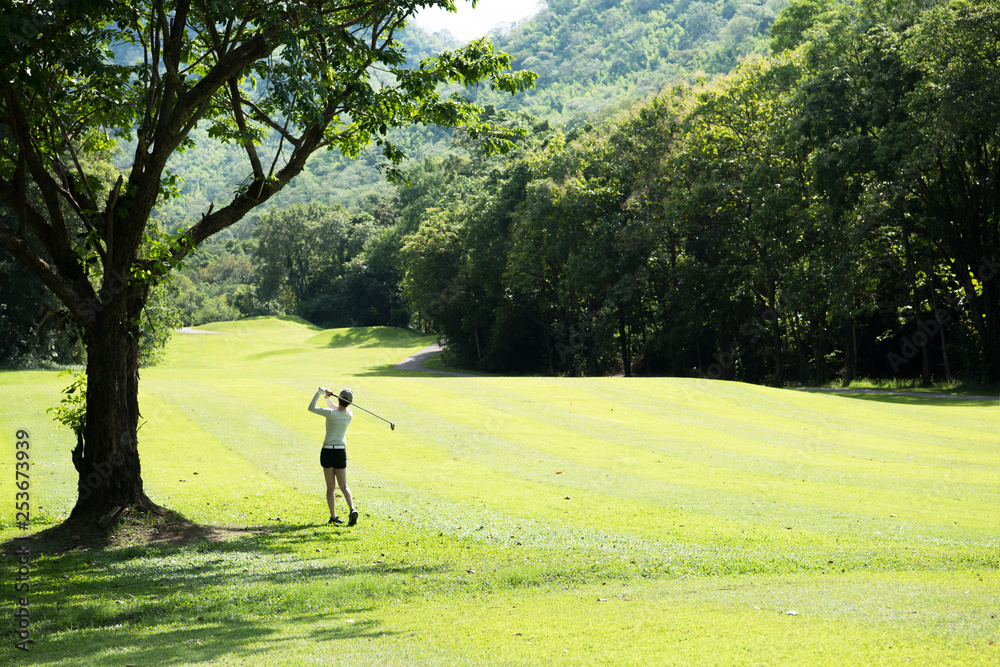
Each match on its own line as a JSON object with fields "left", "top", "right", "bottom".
{"left": 149, "top": 0, "right": 774, "bottom": 226}
{"left": 481, "top": 0, "right": 782, "bottom": 122}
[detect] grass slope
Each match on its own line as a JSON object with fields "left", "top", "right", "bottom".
{"left": 1, "top": 317, "right": 997, "bottom": 665}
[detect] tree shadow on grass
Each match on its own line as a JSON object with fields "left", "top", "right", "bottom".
{"left": 317, "top": 327, "right": 430, "bottom": 349}
{"left": 355, "top": 345, "right": 484, "bottom": 378}
{"left": 825, "top": 393, "right": 998, "bottom": 408}
{"left": 798, "top": 388, "right": 999, "bottom": 407}
{"left": 352, "top": 365, "right": 481, "bottom": 377}
{"left": 2, "top": 508, "right": 228, "bottom": 555}
{"left": 24, "top": 610, "right": 394, "bottom": 665}
{"left": 847, "top": 394, "right": 1000, "bottom": 408}
{"left": 1, "top": 520, "right": 436, "bottom": 665}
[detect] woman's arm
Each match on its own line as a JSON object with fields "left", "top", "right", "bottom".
{"left": 308, "top": 387, "right": 332, "bottom": 415}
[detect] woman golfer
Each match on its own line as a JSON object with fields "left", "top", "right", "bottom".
{"left": 309, "top": 386, "right": 358, "bottom": 526}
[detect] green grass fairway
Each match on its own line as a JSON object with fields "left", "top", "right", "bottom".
{"left": 2, "top": 317, "right": 998, "bottom": 665}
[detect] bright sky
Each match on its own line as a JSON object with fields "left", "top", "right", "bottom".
{"left": 413, "top": 0, "right": 543, "bottom": 42}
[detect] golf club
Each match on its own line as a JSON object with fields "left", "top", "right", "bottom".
{"left": 326, "top": 389, "right": 395, "bottom": 430}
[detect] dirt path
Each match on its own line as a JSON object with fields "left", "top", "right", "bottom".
{"left": 178, "top": 327, "right": 223, "bottom": 334}
{"left": 394, "top": 342, "right": 479, "bottom": 377}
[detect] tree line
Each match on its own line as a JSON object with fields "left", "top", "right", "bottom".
{"left": 0, "top": 0, "right": 792, "bottom": 367}
{"left": 403, "top": 0, "right": 1000, "bottom": 385}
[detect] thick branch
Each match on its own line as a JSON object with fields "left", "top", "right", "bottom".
{"left": 240, "top": 98, "right": 302, "bottom": 147}
{"left": 0, "top": 83, "right": 68, "bottom": 236}
{"left": 0, "top": 221, "right": 95, "bottom": 323}
{"left": 160, "top": 123, "right": 329, "bottom": 271}
{"left": 228, "top": 78, "right": 265, "bottom": 180}
{"left": 0, "top": 81, "right": 109, "bottom": 279}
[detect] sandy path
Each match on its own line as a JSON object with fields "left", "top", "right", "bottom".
{"left": 178, "top": 327, "right": 223, "bottom": 334}
{"left": 394, "top": 342, "right": 479, "bottom": 377}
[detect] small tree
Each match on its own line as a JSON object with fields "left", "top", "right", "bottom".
{"left": 0, "top": 0, "right": 534, "bottom": 525}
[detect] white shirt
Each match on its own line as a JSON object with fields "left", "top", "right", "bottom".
{"left": 308, "top": 389, "right": 353, "bottom": 447}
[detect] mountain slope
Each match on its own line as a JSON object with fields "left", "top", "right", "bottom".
{"left": 478, "top": 0, "right": 784, "bottom": 122}
{"left": 151, "top": 0, "right": 779, "bottom": 225}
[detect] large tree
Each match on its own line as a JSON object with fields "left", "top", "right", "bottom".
{"left": 0, "top": 0, "right": 533, "bottom": 525}
{"left": 785, "top": 0, "right": 1000, "bottom": 382}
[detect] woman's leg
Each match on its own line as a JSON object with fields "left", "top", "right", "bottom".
{"left": 334, "top": 468, "right": 354, "bottom": 513}
{"left": 323, "top": 466, "right": 338, "bottom": 519}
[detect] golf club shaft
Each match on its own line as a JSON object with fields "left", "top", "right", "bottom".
{"left": 327, "top": 390, "right": 395, "bottom": 429}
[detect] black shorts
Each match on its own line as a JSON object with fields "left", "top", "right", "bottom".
{"left": 320, "top": 447, "right": 347, "bottom": 469}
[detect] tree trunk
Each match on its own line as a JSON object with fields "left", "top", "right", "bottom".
{"left": 900, "top": 221, "right": 932, "bottom": 386}
{"left": 811, "top": 309, "right": 825, "bottom": 385}
{"left": 957, "top": 259, "right": 1000, "bottom": 383}
{"left": 919, "top": 339, "right": 932, "bottom": 387}
{"left": 769, "top": 279, "right": 782, "bottom": 386}
{"left": 618, "top": 304, "right": 632, "bottom": 377}
{"left": 928, "top": 274, "right": 952, "bottom": 382}
{"left": 69, "top": 286, "right": 160, "bottom": 523}
{"left": 980, "top": 265, "right": 1000, "bottom": 383}
{"left": 843, "top": 318, "right": 857, "bottom": 385}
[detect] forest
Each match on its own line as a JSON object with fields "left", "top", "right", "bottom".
{"left": 2, "top": 0, "right": 998, "bottom": 386}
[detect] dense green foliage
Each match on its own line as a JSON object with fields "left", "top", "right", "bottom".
{"left": 480, "top": 0, "right": 786, "bottom": 122}
{"left": 253, "top": 202, "right": 408, "bottom": 327}
{"left": 130, "top": 26, "right": 463, "bottom": 229}
{"left": 0, "top": 246, "right": 82, "bottom": 367}
{"left": 135, "top": 0, "right": 786, "bottom": 229}
{"left": 401, "top": 0, "right": 1000, "bottom": 384}
{"left": 0, "top": 0, "right": 781, "bottom": 363}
